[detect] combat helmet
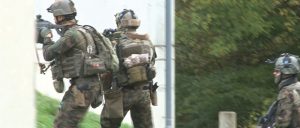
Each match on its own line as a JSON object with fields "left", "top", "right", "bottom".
{"left": 275, "top": 53, "right": 300, "bottom": 74}
{"left": 115, "top": 9, "right": 140, "bottom": 29}
{"left": 47, "top": 0, "right": 76, "bottom": 16}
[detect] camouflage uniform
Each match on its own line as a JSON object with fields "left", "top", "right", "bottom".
{"left": 275, "top": 80, "right": 300, "bottom": 127}
{"left": 101, "top": 9, "right": 156, "bottom": 128}
{"left": 273, "top": 53, "right": 300, "bottom": 128}
{"left": 41, "top": 0, "right": 103, "bottom": 127}
{"left": 52, "top": 76, "right": 101, "bottom": 128}
{"left": 101, "top": 84, "right": 153, "bottom": 128}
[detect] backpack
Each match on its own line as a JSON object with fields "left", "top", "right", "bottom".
{"left": 77, "top": 25, "right": 119, "bottom": 76}
{"left": 116, "top": 32, "right": 156, "bottom": 85}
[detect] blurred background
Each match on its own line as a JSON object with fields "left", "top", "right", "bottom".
{"left": 175, "top": 0, "right": 300, "bottom": 127}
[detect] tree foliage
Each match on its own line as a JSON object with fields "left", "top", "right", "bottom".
{"left": 175, "top": 0, "right": 300, "bottom": 127}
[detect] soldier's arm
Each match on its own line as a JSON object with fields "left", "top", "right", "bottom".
{"left": 275, "top": 89, "right": 293, "bottom": 127}
{"left": 43, "top": 29, "right": 77, "bottom": 61}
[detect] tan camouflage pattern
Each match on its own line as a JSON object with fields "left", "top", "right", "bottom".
{"left": 54, "top": 76, "right": 102, "bottom": 128}
{"left": 275, "top": 82, "right": 300, "bottom": 127}
{"left": 100, "top": 30, "right": 155, "bottom": 128}
{"left": 101, "top": 83, "right": 153, "bottom": 128}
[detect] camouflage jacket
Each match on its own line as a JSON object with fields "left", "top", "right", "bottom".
{"left": 43, "top": 24, "right": 88, "bottom": 78}
{"left": 43, "top": 24, "right": 86, "bottom": 61}
{"left": 275, "top": 82, "right": 300, "bottom": 127}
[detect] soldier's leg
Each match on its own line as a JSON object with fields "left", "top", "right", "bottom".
{"left": 53, "top": 85, "right": 97, "bottom": 128}
{"left": 101, "top": 89, "right": 132, "bottom": 128}
{"left": 100, "top": 116, "right": 124, "bottom": 128}
{"left": 130, "top": 90, "right": 153, "bottom": 128}
{"left": 100, "top": 107, "right": 130, "bottom": 128}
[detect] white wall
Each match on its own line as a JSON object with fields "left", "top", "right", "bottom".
{"left": 0, "top": 0, "right": 35, "bottom": 128}
{"left": 35, "top": 0, "right": 170, "bottom": 128}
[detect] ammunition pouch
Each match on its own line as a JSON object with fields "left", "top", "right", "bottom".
{"left": 61, "top": 53, "right": 83, "bottom": 78}
{"left": 127, "top": 66, "right": 148, "bottom": 85}
{"left": 83, "top": 55, "right": 106, "bottom": 76}
{"left": 53, "top": 79, "right": 64, "bottom": 93}
{"left": 50, "top": 60, "right": 64, "bottom": 80}
{"left": 101, "top": 88, "right": 123, "bottom": 118}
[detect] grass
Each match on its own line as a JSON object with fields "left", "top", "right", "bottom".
{"left": 36, "top": 91, "right": 132, "bottom": 128}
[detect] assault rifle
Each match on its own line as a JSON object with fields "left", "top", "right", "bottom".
{"left": 102, "top": 28, "right": 117, "bottom": 38}
{"left": 257, "top": 101, "right": 278, "bottom": 128}
{"left": 35, "top": 15, "right": 61, "bottom": 74}
{"left": 36, "top": 14, "right": 64, "bottom": 43}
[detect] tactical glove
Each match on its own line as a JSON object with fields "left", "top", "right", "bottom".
{"left": 37, "top": 27, "right": 53, "bottom": 44}
{"left": 40, "top": 27, "right": 53, "bottom": 38}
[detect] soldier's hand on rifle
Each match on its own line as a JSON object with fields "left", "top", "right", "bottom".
{"left": 103, "top": 28, "right": 116, "bottom": 37}
{"left": 40, "top": 27, "right": 53, "bottom": 38}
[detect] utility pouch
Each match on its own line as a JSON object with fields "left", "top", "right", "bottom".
{"left": 101, "top": 89, "right": 123, "bottom": 118}
{"left": 127, "top": 66, "right": 148, "bottom": 85}
{"left": 53, "top": 79, "right": 64, "bottom": 93}
{"left": 71, "top": 86, "right": 87, "bottom": 107}
{"left": 50, "top": 61, "right": 63, "bottom": 80}
{"left": 150, "top": 90, "right": 158, "bottom": 106}
{"left": 83, "top": 56, "right": 106, "bottom": 76}
{"left": 61, "top": 54, "right": 83, "bottom": 78}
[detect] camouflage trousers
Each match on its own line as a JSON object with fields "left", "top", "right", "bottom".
{"left": 53, "top": 76, "right": 102, "bottom": 128}
{"left": 101, "top": 84, "right": 153, "bottom": 128}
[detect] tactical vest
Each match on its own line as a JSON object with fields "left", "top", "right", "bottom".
{"left": 115, "top": 32, "right": 155, "bottom": 85}
{"left": 50, "top": 26, "right": 87, "bottom": 79}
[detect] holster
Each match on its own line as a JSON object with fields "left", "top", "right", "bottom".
{"left": 149, "top": 81, "right": 158, "bottom": 106}
{"left": 101, "top": 88, "right": 124, "bottom": 118}
{"left": 150, "top": 90, "right": 158, "bottom": 106}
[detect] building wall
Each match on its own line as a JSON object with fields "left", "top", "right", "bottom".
{"left": 0, "top": 1, "right": 35, "bottom": 128}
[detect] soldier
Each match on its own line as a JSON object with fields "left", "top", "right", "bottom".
{"left": 273, "top": 53, "right": 300, "bottom": 127}
{"left": 100, "top": 9, "right": 157, "bottom": 128}
{"left": 38, "top": 0, "right": 105, "bottom": 127}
